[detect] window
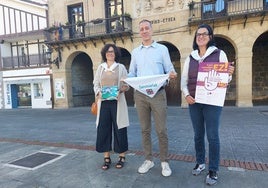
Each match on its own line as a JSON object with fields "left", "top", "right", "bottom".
{"left": 105, "top": 0, "right": 123, "bottom": 32}
{"left": 67, "top": 3, "right": 84, "bottom": 38}
{"left": 202, "top": 0, "right": 226, "bottom": 19}
{"left": 107, "top": 0, "right": 122, "bottom": 17}
{"left": 215, "top": 0, "right": 225, "bottom": 12}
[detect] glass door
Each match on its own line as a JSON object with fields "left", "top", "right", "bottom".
{"left": 17, "top": 84, "right": 32, "bottom": 107}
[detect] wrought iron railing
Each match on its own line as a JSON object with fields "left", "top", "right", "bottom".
{"left": 188, "top": 0, "right": 268, "bottom": 22}
{"left": 2, "top": 54, "right": 48, "bottom": 69}
{"left": 44, "top": 15, "right": 132, "bottom": 43}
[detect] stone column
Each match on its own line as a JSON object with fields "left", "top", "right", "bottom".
{"left": 53, "top": 69, "right": 71, "bottom": 109}
{"left": 179, "top": 49, "right": 190, "bottom": 108}
{"left": 52, "top": 50, "right": 72, "bottom": 109}
{"left": 236, "top": 48, "right": 253, "bottom": 107}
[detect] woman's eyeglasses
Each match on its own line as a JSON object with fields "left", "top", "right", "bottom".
{"left": 106, "top": 50, "right": 114, "bottom": 54}
{"left": 196, "top": 32, "right": 209, "bottom": 37}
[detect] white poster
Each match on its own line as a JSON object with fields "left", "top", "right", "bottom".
{"left": 54, "top": 79, "right": 65, "bottom": 99}
{"left": 195, "top": 62, "right": 230, "bottom": 107}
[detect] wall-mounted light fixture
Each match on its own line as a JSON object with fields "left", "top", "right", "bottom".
{"left": 46, "top": 47, "right": 61, "bottom": 69}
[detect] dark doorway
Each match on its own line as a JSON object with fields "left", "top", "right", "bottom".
{"left": 215, "top": 37, "right": 236, "bottom": 106}
{"left": 120, "top": 47, "right": 133, "bottom": 106}
{"left": 71, "top": 53, "right": 94, "bottom": 107}
{"left": 158, "top": 41, "right": 181, "bottom": 106}
{"left": 252, "top": 32, "right": 268, "bottom": 105}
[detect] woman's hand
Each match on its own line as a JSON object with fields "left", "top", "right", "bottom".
{"left": 96, "top": 92, "right": 102, "bottom": 101}
{"left": 229, "top": 62, "right": 235, "bottom": 75}
{"left": 185, "top": 95, "right": 195, "bottom": 105}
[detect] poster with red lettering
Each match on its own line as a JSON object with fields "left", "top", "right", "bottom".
{"left": 195, "top": 62, "right": 230, "bottom": 107}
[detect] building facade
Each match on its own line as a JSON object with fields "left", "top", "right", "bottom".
{"left": 0, "top": 0, "right": 51, "bottom": 109}
{"left": 44, "top": 0, "right": 268, "bottom": 108}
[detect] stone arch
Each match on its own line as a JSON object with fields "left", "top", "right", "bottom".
{"left": 118, "top": 47, "right": 134, "bottom": 106}
{"left": 214, "top": 35, "right": 237, "bottom": 106}
{"left": 65, "top": 51, "right": 94, "bottom": 107}
{"left": 252, "top": 31, "right": 268, "bottom": 105}
{"left": 157, "top": 41, "right": 181, "bottom": 106}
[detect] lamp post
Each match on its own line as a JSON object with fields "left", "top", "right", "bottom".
{"left": 46, "top": 47, "right": 52, "bottom": 63}
{"left": 46, "top": 47, "right": 60, "bottom": 69}
{"left": 46, "top": 47, "right": 52, "bottom": 64}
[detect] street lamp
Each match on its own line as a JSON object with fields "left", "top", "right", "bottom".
{"left": 46, "top": 47, "right": 60, "bottom": 69}
{"left": 46, "top": 47, "right": 52, "bottom": 61}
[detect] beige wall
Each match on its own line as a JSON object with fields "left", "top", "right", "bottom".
{"left": 47, "top": 0, "right": 106, "bottom": 26}
{"left": 47, "top": 0, "right": 268, "bottom": 108}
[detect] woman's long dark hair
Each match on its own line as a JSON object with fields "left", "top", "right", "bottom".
{"left": 101, "top": 43, "right": 121, "bottom": 62}
{"left": 192, "top": 24, "right": 215, "bottom": 50}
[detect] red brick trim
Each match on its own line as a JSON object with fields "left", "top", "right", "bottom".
{"left": 0, "top": 138, "right": 267, "bottom": 172}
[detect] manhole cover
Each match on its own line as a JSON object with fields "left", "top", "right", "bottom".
{"left": 6, "top": 151, "right": 65, "bottom": 170}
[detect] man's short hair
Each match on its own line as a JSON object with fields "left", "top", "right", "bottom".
{"left": 139, "top": 19, "right": 152, "bottom": 27}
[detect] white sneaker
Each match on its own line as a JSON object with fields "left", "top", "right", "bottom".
{"left": 192, "top": 163, "right": 206, "bottom": 176}
{"left": 206, "top": 170, "right": 218, "bottom": 185}
{"left": 161, "top": 162, "right": 172, "bottom": 177}
{"left": 138, "top": 160, "right": 154, "bottom": 174}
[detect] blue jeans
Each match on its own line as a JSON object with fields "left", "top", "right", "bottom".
{"left": 189, "top": 103, "right": 222, "bottom": 171}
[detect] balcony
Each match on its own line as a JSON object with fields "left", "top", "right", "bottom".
{"left": 1, "top": 54, "right": 48, "bottom": 70}
{"left": 188, "top": 0, "right": 268, "bottom": 24}
{"left": 44, "top": 15, "right": 133, "bottom": 48}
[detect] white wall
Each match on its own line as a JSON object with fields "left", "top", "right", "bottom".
{"left": 0, "top": 0, "right": 47, "bottom": 35}
{"left": 30, "top": 79, "right": 52, "bottom": 108}
{"left": 3, "top": 67, "right": 52, "bottom": 109}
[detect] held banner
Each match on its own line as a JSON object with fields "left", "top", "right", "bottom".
{"left": 195, "top": 62, "right": 230, "bottom": 107}
{"left": 124, "top": 74, "right": 169, "bottom": 98}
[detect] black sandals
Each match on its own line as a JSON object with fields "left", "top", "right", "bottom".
{"left": 102, "top": 157, "right": 111, "bottom": 170}
{"left": 115, "top": 156, "right": 125, "bottom": 169}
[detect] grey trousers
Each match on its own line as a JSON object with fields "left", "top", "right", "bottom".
{"left": 134, "top": 89, "right": 169, "bottom": 162}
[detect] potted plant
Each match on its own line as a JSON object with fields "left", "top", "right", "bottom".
{"left": 92, "top": 18, "right": 103, "bottom": 24}
{"left": 110, "top": 13, "right": 120, "bottom": 22}
{"left": 45, "top": 24, "right": 58, "bottom": 32}
{"left": 63, "top": 22, "right": 71, "bottom": 29}
{"left": 43, "top": 24, "right": 60, "bottom": 41}
{"left": 122, "top": 12, "right": 131, "bottom": 21}
{"left": 76, "top": 20, "right": 85, "bottom": 27}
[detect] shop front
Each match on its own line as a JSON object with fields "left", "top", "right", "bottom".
{"left": 3, "top": 68, "right": 52, "bottom": 109}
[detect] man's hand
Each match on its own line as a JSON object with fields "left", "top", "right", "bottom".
{"left": 169, "top": 71, "right": 177, "bottom": 79}
{"left": 119, "top": 84, "right": 129, "bottom": 93}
